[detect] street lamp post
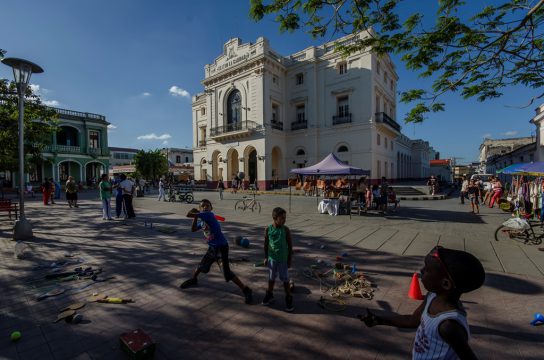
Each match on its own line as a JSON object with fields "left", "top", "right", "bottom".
{"left": 1, "top": 57, "right": 44, "bottom": 240}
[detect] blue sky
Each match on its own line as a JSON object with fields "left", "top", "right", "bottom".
{"left": 0, "top": 0, "right": 539, "bottom": 163}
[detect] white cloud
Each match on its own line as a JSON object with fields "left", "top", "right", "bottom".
{"left": 482, "top": 133, "right": 492, "bottom": 139}
{"left": 169, "top": 86, "right": 190, "bottom": 98}
{"left": 107, "top": 124, "right": 117, "bottom": 132}
{"left": 503, "top": 130, "right": 518, "bottom": 136}
{"left": 162, "top": 140, "right": 169, "bottom": 145}
{"left": 42, "top": 100, "right": 60, "bottom": 107}
{"left": 141, "top": 92, "right": 151, "bottom": 97}
{"left": 137, "top": 133, "right": 172, "bottom": 140}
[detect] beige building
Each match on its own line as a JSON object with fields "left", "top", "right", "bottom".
{"left": 531, "top": 103, "right": 544, "bottom": 161}
{"left": 192, "top": 33, "right": 433, "bottom": 188}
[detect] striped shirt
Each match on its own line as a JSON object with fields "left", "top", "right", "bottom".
{"left": 412, "top": 292, "right": 469, "bottom": 360}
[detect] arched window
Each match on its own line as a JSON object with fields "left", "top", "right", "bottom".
{"left": 227, "top": 90, "right": 241, "bottom": 127}
{"left": 296, "top": 149, "right": 305, "bottom": 156}
{"left": 338, "top": 145, "right": 348, "bottom": 153}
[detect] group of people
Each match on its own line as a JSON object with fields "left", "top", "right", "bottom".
{"left": 179, "top": 197, "right": 485, "bottom": 359}
{"left": 99, "top": 174, "right": 137, "bottom": 220}
{"left": 356, "top": 176, "right": 399, "bottom": 213}
{"left": 459, "top": 175, "right": 503, "bottom": 214}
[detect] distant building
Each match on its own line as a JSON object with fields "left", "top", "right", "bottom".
{"left": 430, "top": 159, "right": 453, "bottom": 183}
{"left": 486, "top": 142, "right": 535, "bottom": 176}
{"left": 530, "top": 103, "right": 544, "bottom": 161}
{"left": 109, "top": 147, "right": 139, "bottom": 167}
{"left": 160, "top": 147, "right": 193, "bottom": 165}
{"left": 479, "top": 136, "right": 534, "bottom": 173}
{"left": 191, "top": 32, "right": 437, "bottom": 187}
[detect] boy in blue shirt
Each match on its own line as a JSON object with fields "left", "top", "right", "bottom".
{"left": 180, "top": 199, "right": 253, "bottom": 304}
{"left": 262, "top": 207, "right": 294, "bottom": 312}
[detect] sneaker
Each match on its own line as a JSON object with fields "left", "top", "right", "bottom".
{"left": 243, "top": 286, "right": 253, "bottom": 304}
{"left": 262, "top": 291, "right": 274, "bottom": 305}
{"left": 179, "top": 277, "right": 198, "bottom": 289}
{"left": 285, "top": 295, "right": 294, "bottom": 312}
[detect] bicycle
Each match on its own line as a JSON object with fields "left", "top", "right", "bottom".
{"left": 234, "top": 192, "right": 261, "bottom": 213}
{"left": 494, "top": 217, "right": 544, "bottom": 245}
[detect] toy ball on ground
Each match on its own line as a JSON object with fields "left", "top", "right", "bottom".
{"left": 240, "top": 238, "right": 250, "bottom": 248}
{"left": 10, "top": 331, "right": 21, "bottom": 342}
{"left": 234, "top": 236, "right": 243, "bottom": 246}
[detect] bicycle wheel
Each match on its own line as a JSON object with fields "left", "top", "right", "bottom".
{"left": 528, "top": 222, "right": 544, "bottom": 245}
{"left": 494, "top": 225, "right": 530, "bottom": 243}
{"left": 234, "top": 200, "right": 245, "bottom": 212}
{"left": 185, "top": 194, "right": 194, "bottom": 203}
{"left": 250, "top": 200, "right": 261, "bottom": 213}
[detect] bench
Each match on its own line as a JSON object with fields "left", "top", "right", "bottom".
{"left": 0, "top": 199, "right": 18, "bottom": 220}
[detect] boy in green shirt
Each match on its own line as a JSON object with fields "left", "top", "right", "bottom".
{"left": 262, "top": 207, "right": 294, "bottom": 312}
{"left": 99, "top": 174, "right": 113, "bottom": 220}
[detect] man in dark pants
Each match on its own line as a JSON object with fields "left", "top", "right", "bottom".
{"left": 118, "top": 174, "right": 135, "bottom": 218}
{"left": 460, "top": 176, "right": 468, "bottom": 205}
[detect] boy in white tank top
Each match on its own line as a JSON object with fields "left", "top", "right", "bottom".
{"left": 359, "top": 246, "right": 485, "bottom": 359}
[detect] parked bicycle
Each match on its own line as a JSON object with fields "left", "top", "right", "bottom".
{"left": 494, "top": 216, "right": 544, "bottom": 245}
{"left": 234, "top": 192, "right": 261, "bottom": 213}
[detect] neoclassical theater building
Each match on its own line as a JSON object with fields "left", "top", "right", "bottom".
{"left": 192, "top": 32, "right": 428, "bottom": 188}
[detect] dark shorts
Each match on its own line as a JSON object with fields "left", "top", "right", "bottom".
{"left": 198, "top": 245, "right": 235, "bottom": 282}
{"left": 66, "top": 192, "right": 77, "bottom": 201}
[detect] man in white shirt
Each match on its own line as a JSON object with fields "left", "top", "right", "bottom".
{"left": 119, "top": 174, "right": 136, "bottom": 218}
{"left": 460, "top": 176, "right": 469, "bottom": 205}
{"left": 158, "top": 179, "right": 166, "bottom": 201}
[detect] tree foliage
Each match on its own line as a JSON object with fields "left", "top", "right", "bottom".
{"left": 0, "top": 79, "right": 58, "bottom": 172}
{"left": 250, "top": 0, "right": 544, "bottom": 122}
{"left": 133, "top": 149, "right": 169, "bottom": 180}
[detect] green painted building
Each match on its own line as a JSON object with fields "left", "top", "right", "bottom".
{"left": 27, "top": 107, "right": 110, "bottom": 186}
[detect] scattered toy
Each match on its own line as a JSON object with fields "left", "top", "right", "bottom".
{"left": 54, "top": 309, "right": 75, "bottom": 323}
{"left": 37, "top": 287, "right": 65, "bottom": 301}
{"left": 408, "top": 272, "right": 424, "bottom": 300}
{"left": 530, "top": 312, "right": 544, "bottom": 326}
{"left": 10, "top": 331, "right": 21, "bottom": 342}
{"left": 120, "top": 329, "right": 156, "bottom": 359}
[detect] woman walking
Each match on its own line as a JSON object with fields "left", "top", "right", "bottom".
{"left": 489, "top": 178, "right": 503, "bottom": 208}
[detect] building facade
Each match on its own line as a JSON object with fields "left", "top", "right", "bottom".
{"left": 160, "top": 147, "right": 193, "bottom": 166}
{"left": 479, "top": 136, "right": 534, "bottom": 174}
{"left": 531, "top": 103, "right": 544, "bottom": 161}
{"left": 27, "top": 107, "right": 110, "bottom": 186}
{"left": 192, "top": 33, "right": 433, "bottom": 188}
{"left": 109, "top": 147, "right": 139, "bottom": 167}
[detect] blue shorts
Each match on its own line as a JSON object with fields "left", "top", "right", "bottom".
{"left": 267, "top": 259, "right": 289, "bottom": 282}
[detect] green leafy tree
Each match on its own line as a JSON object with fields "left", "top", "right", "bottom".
{"left": 133, "top": 149, "right": 169, "bottom": 180}
{"left": 0, "top": 78, "right": 58, "bottom": 173}
{"left": 250, "top": 0, "right": 544, "bottom": 122}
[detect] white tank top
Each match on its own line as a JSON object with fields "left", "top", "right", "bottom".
{"left": 412, "top": 292, "right": 470, "bottom": 360}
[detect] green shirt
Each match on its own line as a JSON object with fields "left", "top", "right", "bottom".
{"left": 267, "top": 224, "right": 288, "bottom": 262}
{"left": 99, "top": 181, "right": 112, "bottom": 200}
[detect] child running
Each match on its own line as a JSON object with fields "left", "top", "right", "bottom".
{"left": 262, "top": 207, "right": 294, "bottom": 312}
{"left": 360, "top": 246, "right": 485, "bottom": 359}
{"left": 180, "top": 199, "right": 253, "bottom": 304}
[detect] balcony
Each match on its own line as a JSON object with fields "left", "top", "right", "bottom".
{"left": 43, "top": 144, "right": 82, "bottom": 154}
{"left": 88, "top": 147, "right": 108, "bottom": 157}
{"left": 333, "top": 113, "right": 352, "bottom": 125}
{"left": 375, "top": 112, "right": 401, "bottom": 132}
{"left": 209, "top": 120, "right": 262, "bottom": 142}
{"left": 271, "top": 120, "right": 283, "bottom": 131}
{"left": 291, "top": 120, "right": 308, "bottom": 130}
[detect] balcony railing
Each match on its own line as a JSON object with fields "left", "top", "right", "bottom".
{"left": 88, "top": 147, "right": 108, "bottom": 156}
{"left": 210, "top": 120, "right": 261, "bottom": 137}
{"left": 43, "top": 144, "right": 82, "bottom": 154}
{"left": 375, "top": 112, "right": 401, "bottom": 132}
{"left": 291, "top": 120, "right": 307, "bottom": 130}
{"left": 271, "top": 120, "right": 283, "bottom": 130}
{"left": 333, "top": 113, "right": 352, "bottom": 125}
{"left": 52, "top": 107, "right": 106, "bottom": 122}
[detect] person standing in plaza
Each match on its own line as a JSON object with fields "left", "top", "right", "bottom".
{"left": 99, "top": 174, "right": 113, "bottom": 220}
{"left": 158, "top": 178, "right": 166, "bottom": 201}
{"left": 379, "top": 177, "right": 389, "bottom": 214}
{"left": 112, "top": 175, "right": 125, "bottom": 218}
{"left": 356, "top": 177, "right": 367, "bottom": 210}
{"left": 231, "top": 175, "right": 238, "bottom": 194}
{"left": 119, "top": 174, "right": 136, "bottom": 218}
{"left": 49, "top": 178, "right": 56, "bottom": 204}
{"left": 217, "top": 178, "right": 225, "bottom": 200}
{"left": 65, "top": 176, "right": 79, "bottom": 208}
{"left": 262, "top": 207, "right": 294, "bottom": 312}
{"left": 489, "top": 177, "right": 503, "bottom": 209}
{"left": 360, "top": 246, "right": 485, "bottom": 360}
{"left": 459, "top": 176, "right": 468, "bottom": 205}
{"left": 180, "top": 199, "right": 253, "bottom": 304}
{"left": 467, "top": 179, "right": 480, "bottom": 214}
{"left": 41, "top": 178, "right": 51, "bottom": 205}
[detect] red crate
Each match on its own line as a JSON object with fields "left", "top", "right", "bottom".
{"left": 119, "top": 329, "right": 156, "bottom": 360}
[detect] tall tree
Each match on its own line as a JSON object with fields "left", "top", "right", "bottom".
{"left": 0, "top": 79, "right": 58, "bottom": 172}
{"left": 133, "top": 149, "right": 169, "bottom": 180}
{"left": 250, "top": 0, "right": 544, "bottom": 123}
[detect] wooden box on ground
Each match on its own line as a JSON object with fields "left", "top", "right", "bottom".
{"left": 119, "top": 329, "right": 155, "bottom": 360}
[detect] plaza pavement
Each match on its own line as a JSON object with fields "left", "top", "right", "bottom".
{"left": 0, "top": 191, "right": 543, "bottom": 359}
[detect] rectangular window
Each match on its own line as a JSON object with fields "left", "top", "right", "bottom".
{"left": 273, "top": 75, "right": 278, "bottom": 84}
{"left": 385, "top": 137, "right": 388, "bottom": 148}
{"left": 296, "top": 105, "right": 305, "bottom": 122}
{"left": 337, "top": 96, "right": 349, "bottom": 116}
{"left": 272, "top": 104, "right": 280, "bottom": 122}
{"left": 520, "top": 156, "right": 524, "bottom": 162}
{"left": 384, "top": 71, "right": 388, "bottom": 83}
{"left": 377, "top": 160, "right": 381, "bottom": 178}
{"left": 201, "top": 108, "right": 206, "bottom": 116}
{"left": 338, "top": 62, "right": 347, "bottom": 75}
{"left": 296, "top": 73, "right": 304, "bottom": 85}
{"left": 185, "top": 156, "right": 189, "bottom": 163}
{"left": 377, "top": 61, "right": 381, "bottom": 74}
{"left": 89, "top": 130, "right": 99, "bottom": 148}
{"left": 390, "top": 80, "right": 394, "bottom": 91}
{"left": 385, "top": 161, "right": 388, "bottom": 177}
{"left": 377, "top": 134, "right": 381, "bottom": 146}
{"left": 176, "top": 155, "right": 181, "bottom": 163}
{"left": 391, "top": 163, "right": 394, "bottom": 178}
